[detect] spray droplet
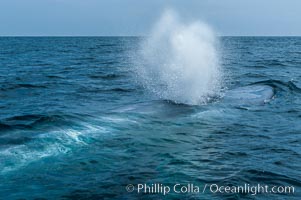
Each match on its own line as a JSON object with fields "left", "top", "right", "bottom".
{"left": 133, "top": 10, "right": 222, "bottom": 105}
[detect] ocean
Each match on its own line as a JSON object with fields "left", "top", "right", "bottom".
{"left": 0, "top": 36, "right": 301, "bottom": 200}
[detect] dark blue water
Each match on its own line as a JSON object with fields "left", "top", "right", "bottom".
{"left": 0, "top": 37, "right": 301, "bottom": 200}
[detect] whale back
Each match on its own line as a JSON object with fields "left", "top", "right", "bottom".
{"left": 224, "top": 85, "right": 274, "bottom": 105}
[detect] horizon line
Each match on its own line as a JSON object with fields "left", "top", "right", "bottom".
{"left": 0, "top": 35, "right": 301, "bottom": 37}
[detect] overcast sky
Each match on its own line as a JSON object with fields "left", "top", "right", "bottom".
{"left": 1, "top": 0, "right": 300, "bottom": 36}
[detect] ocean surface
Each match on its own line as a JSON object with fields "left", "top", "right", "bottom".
{"left": 0, "top": 37, "right": 301, "bottom": 200}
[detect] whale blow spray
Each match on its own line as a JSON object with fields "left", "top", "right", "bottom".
{"left": 134, "top": 10, "right": 222, "bottom": 105}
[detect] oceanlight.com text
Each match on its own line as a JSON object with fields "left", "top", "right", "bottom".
{"left": 125, "top": 183, "right": 295, "bottom": 196}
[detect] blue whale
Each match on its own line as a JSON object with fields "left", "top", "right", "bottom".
{"left": 224, "top": 85, "right": 274, "bottom": 105}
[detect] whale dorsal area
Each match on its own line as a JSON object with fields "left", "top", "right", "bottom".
{"left": 224, "top": 85, "right": 274, "bottom": 105}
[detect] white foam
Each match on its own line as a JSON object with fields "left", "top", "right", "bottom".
{"left": 0, "top": 122, "right": 109, "bottom": 174}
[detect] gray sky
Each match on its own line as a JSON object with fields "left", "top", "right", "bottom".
{"left": 1, "top": 0, "right": 300, "bottom": 36}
